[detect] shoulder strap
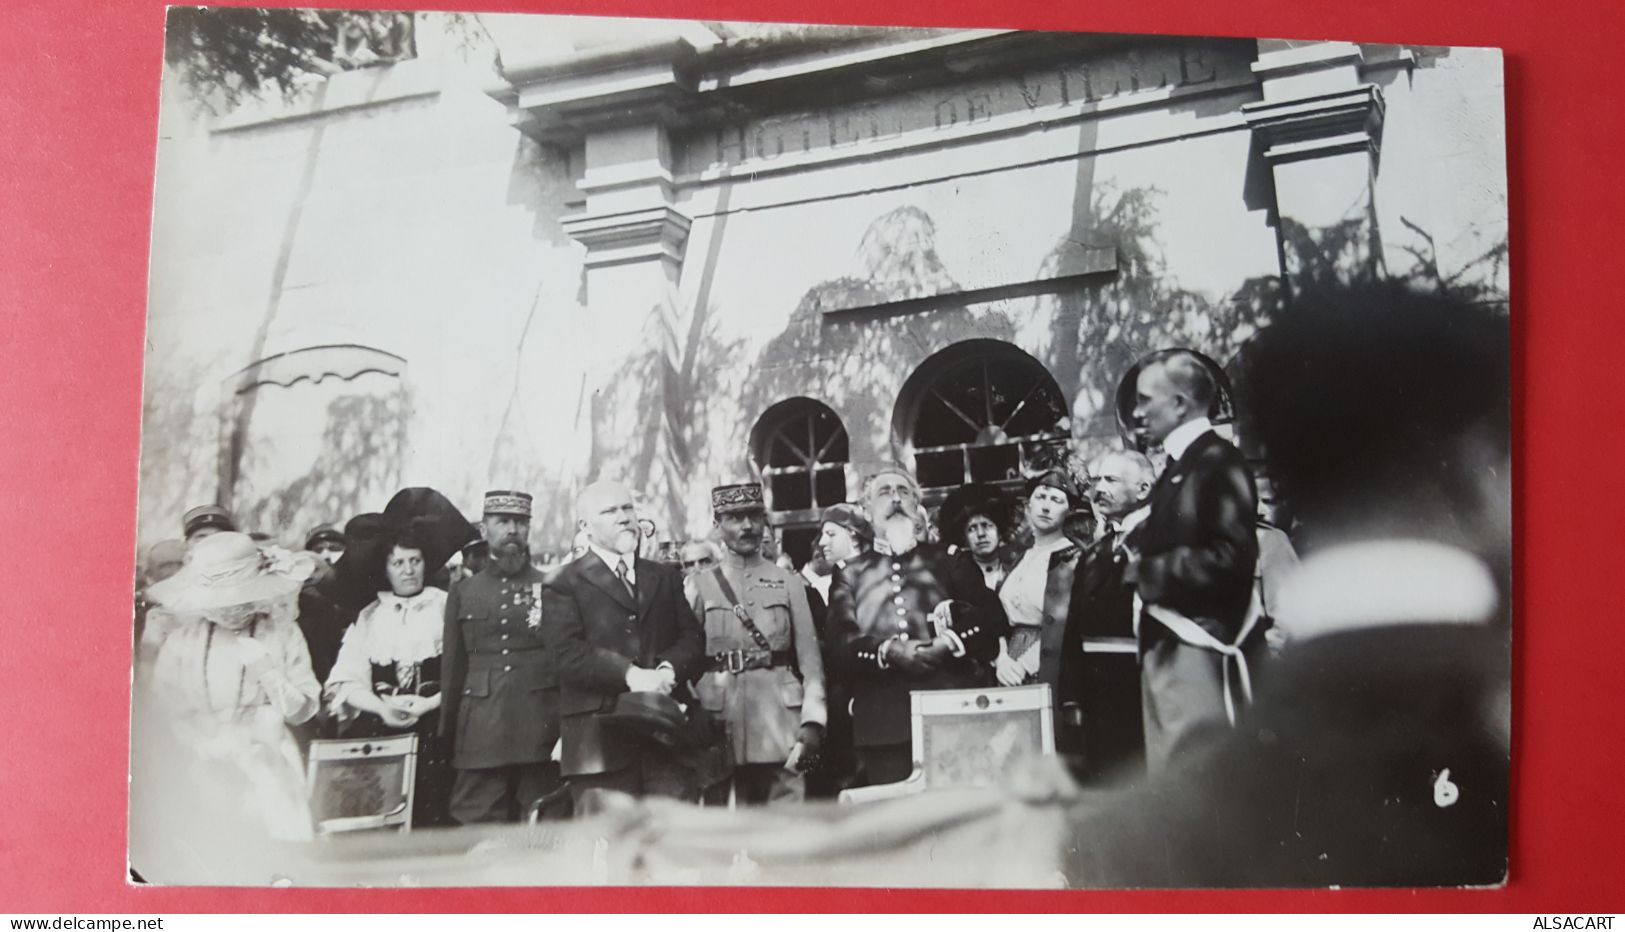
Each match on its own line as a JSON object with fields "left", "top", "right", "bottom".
{"left": 709, "top": 567, "right": 773, "bottom": 652}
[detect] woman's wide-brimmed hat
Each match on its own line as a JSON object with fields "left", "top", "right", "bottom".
{"left": 333, "top": 487, "right": 480, "bottom": 600}
{"left": 147, "top": 531, "right": 315, "bottom": 613}
{"left": 937, "top": 482, "right": 1017, "bottom": 547}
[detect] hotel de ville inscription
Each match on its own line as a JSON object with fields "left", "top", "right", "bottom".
{"left": 676, "top": 39, "right": 1256, "bottom": 173}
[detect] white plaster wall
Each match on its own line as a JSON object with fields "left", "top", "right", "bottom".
{"left": 1372, "top": 47, "right": 1509, "bottom": 301}
{"left": 137, "top": 34, "right": 1510, "bottom": 556}
{"left": 140, "top": 64, "right": 586, "bottom": 553}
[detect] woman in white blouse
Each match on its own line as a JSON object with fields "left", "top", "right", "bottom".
{"left": 995, "top": 468, "right": 1090, "bottom": 691}
{"left": 323, "top": 526, "right": 453, "bottom": 827}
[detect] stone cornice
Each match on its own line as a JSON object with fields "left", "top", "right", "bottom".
{"left": 490, "top": 28, "right": 1098, "bottom": 147}
{"left": 1242, "top": 85, "right": 1386, "bottom": 163}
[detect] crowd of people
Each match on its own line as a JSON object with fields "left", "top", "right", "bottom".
{"left": 130, "top": 286, "right": 1512, "bottom": 887}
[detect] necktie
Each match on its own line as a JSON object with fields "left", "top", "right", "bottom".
{"left": 616, "top": 557, "right": 636, "bottom": 600}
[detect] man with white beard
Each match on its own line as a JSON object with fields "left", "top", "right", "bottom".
{"left": 827, "top": 466, "right": 1009, "bottom": 788}
{"left": 542, "top": 480, "right": 706, "bottom": 802}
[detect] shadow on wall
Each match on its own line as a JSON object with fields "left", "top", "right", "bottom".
{"left": 555, "top": 204, "right": 1019, "bottom": 545}
{"left": 744, "top": 205, "right": 1019, "bottom": 472}
{"left": 1038, "top": 183, "right": 1285, "bottom": 461}
{"left": 233, "top": 385, "right": 411, "bottom": 542}
{"left": 138, "top": 356, "right": 224, "bottom": 549}
{"left": 1389, "top": 215, "right": 1510, "bottom": 312}
{"left": 557, "top": 298, "right": 748, "bottom": 548}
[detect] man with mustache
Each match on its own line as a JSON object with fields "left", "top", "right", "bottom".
{"left": 542, "top": 480, "right": 706, "bottom": 802}
{"left": 1059, "top": 449, "right": 1155, "bottom": 781}
{"left": 439, "top": 490, "right": 561, "bottom": 823}
{"left": 687, "top": 482, "right": 827, "bottom": 805}
{"left": 827, "top": 466, "right": 1009, "bottom": 788}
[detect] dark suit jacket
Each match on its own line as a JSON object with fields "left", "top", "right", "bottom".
{"left": 828, "top": 543, "right": 1008, "bottom": 747}
{"left": 1137, "top": 429, "right": 1259, "bottom": 645}
{"left": 1059, "top": 533, "right": 1145, "bottom": 777}
{"left": 541, "top": 552, "right": 705, "bottom": 776}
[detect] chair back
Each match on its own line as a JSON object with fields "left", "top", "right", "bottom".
{"left": 306, "top": 734, "right": 418, "bottom": 833}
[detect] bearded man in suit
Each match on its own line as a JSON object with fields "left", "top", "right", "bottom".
{"left": 1126, "top": 350, "right": 1259, "bottom": 773}
{"left": 541, "top": 481, "right": 707, "bottom": 803}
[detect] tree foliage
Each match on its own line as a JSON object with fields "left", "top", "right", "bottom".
{"left": 164, "top": 7, "right": 427, "bottom": 110}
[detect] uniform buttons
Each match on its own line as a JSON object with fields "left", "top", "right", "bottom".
{"left": 501, "top": 649, "right": 510, "bottom": 655}
{"left": 897, "top": 620, "right": 908, "bottom": 629}
{"left": 501, "top": 618, "right": 508, "bottom": 625}
{"left": 627, "top": 615, "right": 636, "bottom": 623}
{"left": 504, "top": 665, "right": 512, "bottom": 672}
{"left": 895, "top": 608, "right": 906, "bottom": 616}
{"left": 890, "top": 574, "right": 900, "bottom": 582}
{"left": 501, "top": 634, "right": 509, "bottom": 640}
{"left": 891, "top": 563, "right": 901, "bottom": 571}
{"left": 893, "top": 596, "right": 904, "bottom": 605}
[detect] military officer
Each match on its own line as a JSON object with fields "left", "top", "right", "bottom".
{"left": 439, "top": 490, "right": 561, "bottom": 823}
{"left": 689, "top": 483, "right": 827, "bottom": 805}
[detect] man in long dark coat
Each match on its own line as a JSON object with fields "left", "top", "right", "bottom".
{"left": 1059, "top": 449, "right": 1155, "bottom": 781}
{"left": 1127, "top": 350, "right": 1259, "bottom": 772}
{"left": 541, "top": 480, "right": 707, "bottom": 803}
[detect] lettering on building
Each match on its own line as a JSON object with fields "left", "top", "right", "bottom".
{"left": 676, "top": 40, "right": 1252, "bottom": 173}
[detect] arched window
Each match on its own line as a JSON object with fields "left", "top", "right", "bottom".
{"left": 750, "top": 398, "right": 850, "bottom": 567}
{"left": 897, "top": 341, "right": 1069, "bottom": 494}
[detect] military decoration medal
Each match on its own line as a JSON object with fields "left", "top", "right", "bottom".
{"left": 527, "top": 582, "right": 543, "bottom": 629}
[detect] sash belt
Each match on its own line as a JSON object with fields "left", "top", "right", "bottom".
{"left": 1143, "top": 588, "right": 1264, "bottom": 726}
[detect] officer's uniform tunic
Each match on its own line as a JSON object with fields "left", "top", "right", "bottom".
{"left": 439, "top": 562, "right": 560, "bottom": 823}
{"left": 689, "top": 552, "right": 827, "bottom": 804}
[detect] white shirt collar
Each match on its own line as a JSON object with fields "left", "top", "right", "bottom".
{"left": 589, "top": 543, "right": 635, "bottom": 582}
{"left": 1163, "top": 416, "right": 1213, "bottom": 462}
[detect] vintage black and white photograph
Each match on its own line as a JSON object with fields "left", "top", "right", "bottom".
{"left": 130, "top": 7, "right": 1512, "bottom": 888}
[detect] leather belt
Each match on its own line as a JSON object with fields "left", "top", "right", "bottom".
{"left": 709, "top": 648, "right": 795, "bottom": 674}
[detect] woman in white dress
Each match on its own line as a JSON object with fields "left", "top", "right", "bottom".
{"left": 139, "top": 531, "right": 321, "bottom": 843}
{"left": 995, "top": 468, "right": 1090, "bottom": 692}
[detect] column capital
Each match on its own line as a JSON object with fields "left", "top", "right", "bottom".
{"left": 1242, "top": 84, "right": 1386, "bottom": 164}
{"left": 560, "top": 205, "right": 692, "bottom": 269}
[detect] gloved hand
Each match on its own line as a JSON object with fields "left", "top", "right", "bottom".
{"left": 785, "top": 722, "right": 825, "bottom": 773}
{"left": 994, "top": 650, "right": 1026, "bottom": 687}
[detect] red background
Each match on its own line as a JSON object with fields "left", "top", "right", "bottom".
{"left": 0, "top": 0, "right": 1616, "bottom": 912}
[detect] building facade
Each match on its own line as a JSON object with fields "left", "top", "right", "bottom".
{"left": 139, "top": 16, "right": 1508, "bottom": 563}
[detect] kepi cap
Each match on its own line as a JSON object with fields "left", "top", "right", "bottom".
{"left": 711, "top": 482, "right": 765, "bottom": 516}
{"left": 305, "top": 523, "right": 344, "bottom": 549}
{"left": 182, "top": 504, "right": 236, "bottom": 538}
{"left": 483, "top": 490, "right": 533, "bottom": 518}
